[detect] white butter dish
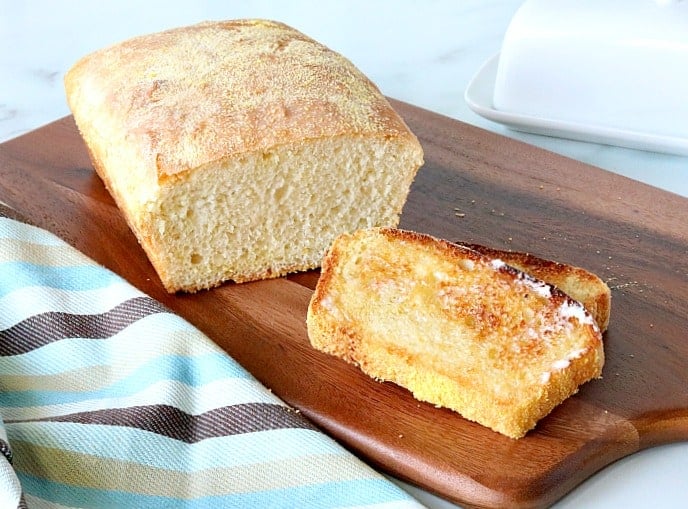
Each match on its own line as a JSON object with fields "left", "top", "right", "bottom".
{"left": 465, "top": 0, "right": 688, "bottom": 155}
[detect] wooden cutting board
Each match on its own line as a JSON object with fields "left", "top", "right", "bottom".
{"left": 1, "top": 101, "right": 686, "bottom": 509}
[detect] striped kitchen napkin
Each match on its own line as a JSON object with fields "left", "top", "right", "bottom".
{"left": 0, "top": 204, "right": 424, "bottom": 509}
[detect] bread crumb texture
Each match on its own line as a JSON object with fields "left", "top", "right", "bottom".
{"left": 64, "top": 20, "right": 424, "bottom": 292}
{"left": 307, "top": 228, "right": 605, "bottom": 438}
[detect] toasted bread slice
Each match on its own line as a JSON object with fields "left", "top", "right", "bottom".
{"left": 307, "top": 228, "right": 604, "bottom": 438}
{"left": 456, "top": 243, "right": 611, "bottom": 332}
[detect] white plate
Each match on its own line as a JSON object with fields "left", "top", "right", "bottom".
{"left": 464, "top": 54, "right": 688, "bottom": 156}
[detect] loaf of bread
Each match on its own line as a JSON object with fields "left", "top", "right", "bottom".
{"left": 456, "top": 242, "right": 611, "bottom": 332}
{"left": 64, "top": 20, "right": 424, "bottom": 292}
{"left": 307, "top": 228, "right": 605, "bottom": 438}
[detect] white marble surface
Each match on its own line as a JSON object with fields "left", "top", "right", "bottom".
{"left": 1, "top": 1, "right": 686, "bottom": 507}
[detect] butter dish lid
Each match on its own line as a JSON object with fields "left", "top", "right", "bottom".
{"left": 465, "top": 0, "right": 688, "bottom": 155}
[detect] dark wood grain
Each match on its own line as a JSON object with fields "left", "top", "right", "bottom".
{"left": 0, "top": 102, "right": 686, "bottom": 509}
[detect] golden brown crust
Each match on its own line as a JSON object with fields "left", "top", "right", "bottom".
{"left": 456, "top": 242, "right": 611, "bottom": 331}
{"left": 65, "top": 19, "right": 418, "bottom": 180}
{"left": 307, "top": 227, "right": 605, "bottom": 438}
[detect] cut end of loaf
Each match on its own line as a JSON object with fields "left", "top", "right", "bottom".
{"left": 142, "top": 136, "right": 422, "bottom": 292}
{"left": 307, "top": 228, "right": 605, "bottom": 438}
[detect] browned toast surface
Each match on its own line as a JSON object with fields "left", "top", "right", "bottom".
{"left": 456, "top": 242, "right": 611, "bottom": 332}
{"left": 307, "top": 228, "right": 605, "bottom": 438}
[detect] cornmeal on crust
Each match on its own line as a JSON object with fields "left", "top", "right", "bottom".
{"left": 64, "top": 19, "right": 423, "bottom": 292}
{"left": 307, "top": 228, "right": 605, "bottom": 438}
{"left": 456, "top": 243, "right": 611, "bottom": 332}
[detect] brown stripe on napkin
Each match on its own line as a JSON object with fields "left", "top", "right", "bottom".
{"left": 13, "top": 403, "right": 318, "bottom": 442}
{"left": 0, "top": 296, "right": 166, "bottom": 356}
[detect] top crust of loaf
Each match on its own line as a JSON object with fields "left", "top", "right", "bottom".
{"left": 64, "top": 19, "right": 420, "bottom": 180}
